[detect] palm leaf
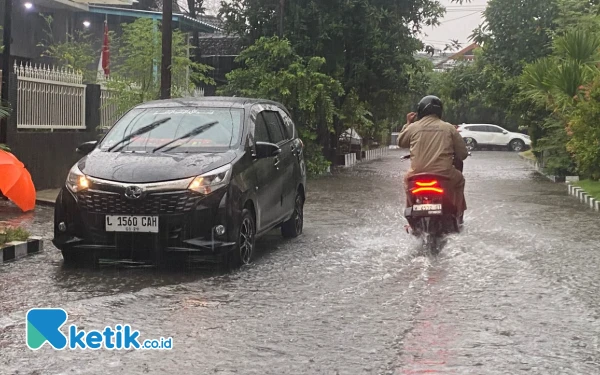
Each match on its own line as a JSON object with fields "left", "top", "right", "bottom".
{"left": 520, "top": 57, "right": 555, "bottom": 103}
{"left": 554, "top": 30, "right": 600, "bottom": 66}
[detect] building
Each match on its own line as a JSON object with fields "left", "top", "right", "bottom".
{"left": 0, "top": 0, "right": 221, "bottom": 71}
{"left": 433, "top": 42, "right": 479, "bottom": 72}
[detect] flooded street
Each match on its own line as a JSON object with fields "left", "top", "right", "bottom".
{"left": 1, "top": 151, "right": 600, "bottom": 374}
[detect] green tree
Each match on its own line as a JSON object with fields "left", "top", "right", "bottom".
{"left": 219, "top": 0, "right": 469, "bottom": 157}
{"left": 520, "top": 30, "right": 600, "bottom": 175}
{"left": 38, "top": 14, "right": 99, "bottom": 83}
{"left": 105, "top": 18, "right": 214, "bottom": 118}
{"left": 472, "top": 0, "right": 559, "bottom": 74}
{"left": 219, "top": 36, "right": 344, "bottom": 174}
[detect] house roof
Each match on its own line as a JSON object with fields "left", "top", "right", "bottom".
{"left": 88, "top": 5, "right": 223, "bottom": 33}
{"left": 434, "top": 42, "right": 479, "bottom": 69}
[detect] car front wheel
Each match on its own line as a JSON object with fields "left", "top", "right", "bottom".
{"left": 281, "top": 192, "right": 304, "bottom": 238}
{"left": 464, "top": 137, "right": 477, "bottom": 151}
{"left": 228, "top": 209, "right": 256, "bottom": 267}
{"left": 509, "top": 139, "right": 525, "bottom": 152}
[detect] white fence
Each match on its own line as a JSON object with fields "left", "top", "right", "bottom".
{"left": 16, "top": 63, "right": 86, "bottom": 130}
{"left": 100, "top": 87, "right": 118, "bottom": 129}
{"left": 364, "top": 147, "right": 389, "bottom": 161}
{"left": 342, "top": 147, "right": 389, "bottom": 168}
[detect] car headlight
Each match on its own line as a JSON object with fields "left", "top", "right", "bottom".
{"left": 66, "top": 164, "right": 90, "bottom": 193}
{"left": 188, "top": 164, "right": 232, "bottom": 195}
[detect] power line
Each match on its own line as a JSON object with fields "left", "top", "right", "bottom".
{"left": 438, "top": 11, "right": 482, "bottom": 24}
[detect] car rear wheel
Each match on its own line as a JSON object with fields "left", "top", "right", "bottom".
{"left": 464, "top": 137, "right": 477, "bottom": 151}
{"left": 509, "top": 139, "right": 525, "bottom": 152}
{"left": 228, "top": 209, "right": 256, "bottom": 268}
{"left": 281, "top": 192, "right": 304, "bottom": 238}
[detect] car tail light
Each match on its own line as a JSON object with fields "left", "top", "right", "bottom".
{"left": 411, "top": 180, "right": 444, "bottom": 195}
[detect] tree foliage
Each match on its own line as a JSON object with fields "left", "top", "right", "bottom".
{"left": 219, "top": 36, "right": 344, "bottom": 174}
{"left": 473, "top": 0, "right": 559, "bottom": 74}
{"left": 105, "top": 18, "right": 214, "bottom": 117}
{"left": 38, "top": 14, "right": 98, "bottom": 83}
{"left": 219, "top": 0, "right": 469, "bottom": 157}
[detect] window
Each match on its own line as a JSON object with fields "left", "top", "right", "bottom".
{"left": 467, "top": 125, "right": 487, "bottom": 132}
{"left": 262, "top": 111, "right": 285, "bottom": 144}
{"left": 486, "top": 125, "right": 504, "bottom": 133}
{"left": 98, "top": 107, "right": 243, "bottom": 153}
{"left": 254, "top": 113, "right": 271, "bottom": 143}
{"left": 278, "top": 110, "right": 296, "bottom": 139}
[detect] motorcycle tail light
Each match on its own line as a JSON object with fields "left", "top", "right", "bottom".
{"left": 411, "top": 180, "right": 444, "bottom": 195}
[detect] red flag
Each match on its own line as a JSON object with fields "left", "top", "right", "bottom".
{"left": 101, "top": 20, "right": 110, "bottom": 76}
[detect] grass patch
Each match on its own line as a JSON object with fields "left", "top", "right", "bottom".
{"left": 519, "top": 150, "right": 536, "bottom": 161}
{"left": 574, "top": 180, "right": 600, "bottom": 201}
{"left": 0, "top": 226, "right": 31, "bottom": 246}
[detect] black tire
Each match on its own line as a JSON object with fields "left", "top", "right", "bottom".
{"left": 509, "top": 139, "right": 525, "bottom": 152}
{"left": 281, "top": 192, "right": 304, "bottom": 238}
{"left": 464, "top": 137, "right": 477, "bottom": 151}
{"left": 228, "top": 209, "right": 256, "bottom": 268}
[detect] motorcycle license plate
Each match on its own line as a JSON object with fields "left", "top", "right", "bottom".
{"left": 105, "top": 215, "right": 159, "bottom": 233}
{"left": 413, "top": 204, "right": 442, "bottom": 212}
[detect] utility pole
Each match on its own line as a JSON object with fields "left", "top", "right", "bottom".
{"left": 1, "top": 0, "right": 13, "bottom": 144}
{"left": 278, "top": 0, "right": 285, "bottom": 38}
{"left": 160, "top": 0, "right": 173, "bottom": 99}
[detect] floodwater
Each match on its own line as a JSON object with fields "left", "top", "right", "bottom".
{"left": 1, "top": 151, "right": 600, "bottom": 374}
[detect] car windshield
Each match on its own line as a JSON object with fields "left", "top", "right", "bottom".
{"left": 99, "top": 107, "right": 243, "bottom": 153}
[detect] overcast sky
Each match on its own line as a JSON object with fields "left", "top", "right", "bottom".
{"left": 420, "top": 0, "right": 488, "bottom": 50}
{"left": 199, "top": 0, "right": 488, "bottom": 50}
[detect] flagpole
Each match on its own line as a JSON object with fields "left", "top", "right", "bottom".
{"left": 160, "top": 0, "right": 173, "bottom": 99}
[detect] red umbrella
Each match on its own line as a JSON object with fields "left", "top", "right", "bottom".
{"left": 0, "top": 150, "right": 36, "bottom": 212}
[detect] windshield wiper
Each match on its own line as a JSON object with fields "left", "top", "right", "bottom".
{"left": 152, "top": 121, "right": 219, "bottom": 153}
{"left": 107, "top": 117, "right": 171, "bottom": 152}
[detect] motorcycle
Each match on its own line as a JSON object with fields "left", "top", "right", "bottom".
{"left": 401, "top": 153, "right": 470, "bottom": 252}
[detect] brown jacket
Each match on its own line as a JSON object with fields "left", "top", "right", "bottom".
{"left": 397, "top": 115, "right": 468, "bottom": 178}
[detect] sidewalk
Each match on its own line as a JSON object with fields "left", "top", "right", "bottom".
{"left": 36, "top": 189, "right": 60, "bottom": 207}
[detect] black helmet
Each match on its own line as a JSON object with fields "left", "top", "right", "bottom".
{"left": 417, "top": 95, "right": 443, "bottom": 120}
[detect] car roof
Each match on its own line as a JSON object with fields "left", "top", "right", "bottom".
{"left": 460, "top": 124, "right": 502, "bottom": 127}
{"left": 134, "top": 97, "right": 287, "bottom": 112}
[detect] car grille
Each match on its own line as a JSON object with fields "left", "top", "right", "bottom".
{"left": 77, "top": 190, "right": 199, "bottom": 215}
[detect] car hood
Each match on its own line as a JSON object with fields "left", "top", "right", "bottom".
{"left": 78, "top": 150, "right": 239, "bottom": 183}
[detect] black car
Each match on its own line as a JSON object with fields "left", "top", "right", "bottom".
{"left": 53, "top": 97, "right": 307, "bottom": 267}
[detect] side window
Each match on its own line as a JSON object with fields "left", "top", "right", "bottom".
{"left": 254, "top": 113, "right": 270, "bottom": 143}
{"left": 473, "top": 125, "right": 487, "bottom": 132}
{"left": 262, "top": 111, "right": 285, "bottom": 144}
{"left": 486, "top": 126, "right": 503, "bottom": 133}
{"left": 278, "top": 111, "right": 296, "bottom": 139}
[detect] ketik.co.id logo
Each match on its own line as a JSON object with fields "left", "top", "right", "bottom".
{"left": 26, "top": 308, "right": 173, "bottom": 350}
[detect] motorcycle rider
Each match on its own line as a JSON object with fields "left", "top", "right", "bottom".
{"left": 397, "top": 95, "right": 469, "bottom": 221}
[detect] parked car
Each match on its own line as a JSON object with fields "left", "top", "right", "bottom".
{"left": 457, "top": 124, "right": 532, "bottom": 152}
{"left": 52, "top": 97, "right": 307, "bottom": 267}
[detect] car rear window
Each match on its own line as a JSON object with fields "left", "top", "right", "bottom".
{"left": 99, "top": 107, "right": 244, "bottom": 153}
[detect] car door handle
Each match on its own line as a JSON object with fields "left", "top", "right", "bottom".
{"left": 274, "top": 156, "right": 280, "bottom": 166}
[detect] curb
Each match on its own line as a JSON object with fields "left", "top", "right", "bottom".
{"left": 519, "top": 155, "right": 598, "bottom": 213}
{"left": 518, "top": 154, "right": 566, "bottom": 182}
{"left": 0, "top": 237, "right": 44, "bottom": 264}
{"left": 568, "top": 184, "right": 600, "bottom": 212}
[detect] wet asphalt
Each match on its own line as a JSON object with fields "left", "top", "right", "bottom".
{"left": 1, "top": 150, "right": 600, "bottom": 375}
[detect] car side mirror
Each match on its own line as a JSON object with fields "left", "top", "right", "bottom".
{"left": 76, "top": 141, "right": 97, "bottom": 155}
{"left": 502, "top": 130, "right": 508, "bottom": 134}
{"left": 255, "top": 142, "right": 281, "bottom": 159}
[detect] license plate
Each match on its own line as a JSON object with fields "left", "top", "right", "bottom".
{"left": 413, "top": 204, "right": 442, "bottom": 212}
{"left": 105, "top": 215, "right": 159, "bottom": 233}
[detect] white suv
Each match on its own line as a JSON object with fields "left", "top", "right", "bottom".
{"left": 457, "top": 124, "right": 532, "bottom": 152}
